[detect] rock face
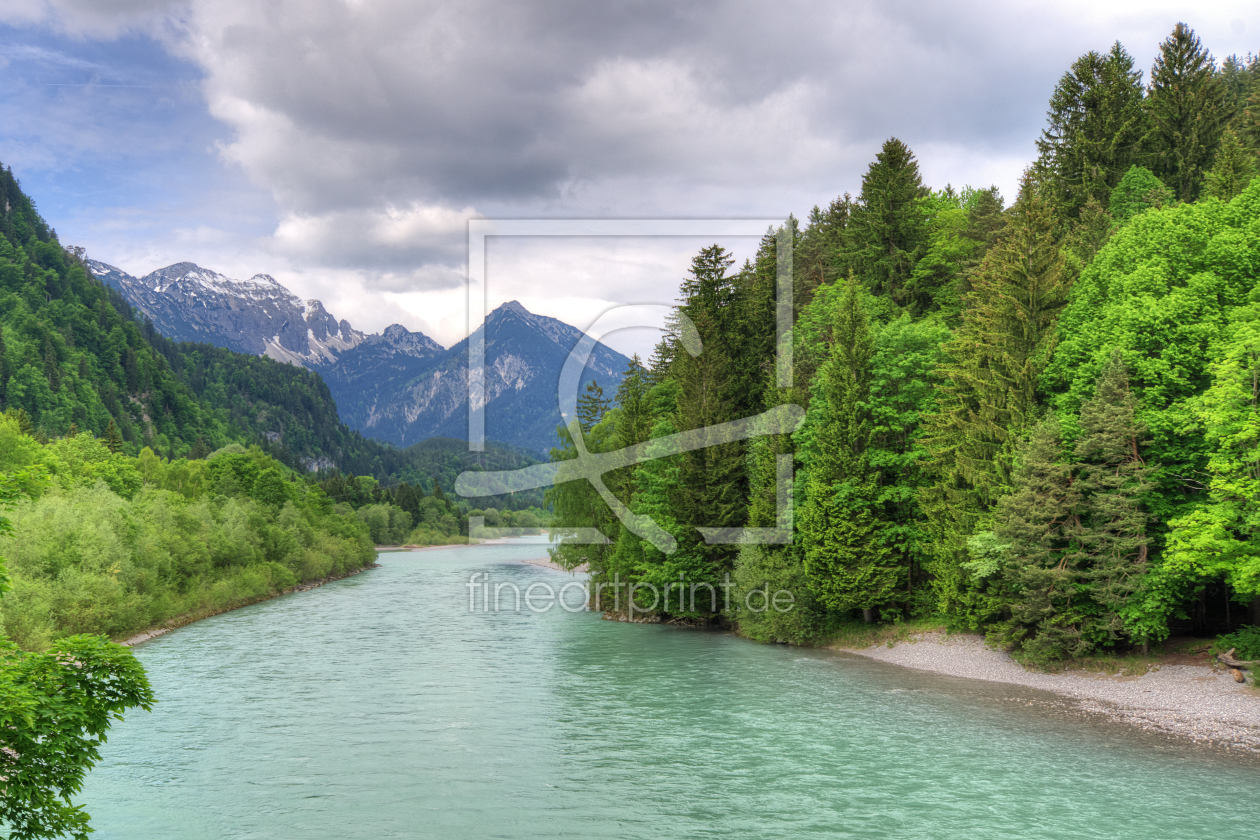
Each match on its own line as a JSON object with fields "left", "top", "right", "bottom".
{"left": 91, "top": 261, "right": 628, "bottom": 454}
{"left": 328, "top": 300, "right": 628, "bottom": 452}
{"left": 88, "top": 260, "right": 366, "bottom": 366}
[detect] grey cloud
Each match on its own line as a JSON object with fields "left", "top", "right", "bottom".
{"left": 9, "top": 0, "right": 1259, "bottom": 298}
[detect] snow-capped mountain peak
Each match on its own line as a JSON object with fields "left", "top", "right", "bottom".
{"left": 87, "top": 259, "right": 367, "bottom": 366}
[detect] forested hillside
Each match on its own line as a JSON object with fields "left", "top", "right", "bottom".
{"left": 550, "top": 23, "right": 1260, "bottom": 663}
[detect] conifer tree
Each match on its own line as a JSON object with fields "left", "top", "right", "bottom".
{"left": 672, "top": 246, "right": 746, "bottom": 579}
{"left": 732, "top": 225, "right": 788, "bottom": 415}
{"left": 575, "top": 380, "right": 611, "bottom": 433}
{"left": 1036, "top": 42, "right": 1149, "bottom": 218}
{"left": 1072, "top": 353, "right": 1150, "bottom": 647}
{"left": 104, "top": 419, "right": 124, "bottom": 454}
{"left": 991, "top": 417, "right": 1083, "bottom": 660}
{"left": 1203, "top": 129, "right": 1258, "bottom": 201}
{"left": 613, "top": 354, "right": 652, "bottom": 450}
{"left": 795, "top": 195, "right": 850, "bottom": 311}
{"left": 1146, "top": 23, "right": 1230, "bottom": 201}
{"left": 799, "top": 273, "right": 898, "bottom": 621}
{"left": 844, "top": 138, "right": 928, "bottom": 307}
{"left": 919, "top": 174, "right": 1070, "bottom": 619}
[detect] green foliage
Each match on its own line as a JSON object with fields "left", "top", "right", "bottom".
{"left": 1211, "top": 625, "right": 1260, "bottom": 660}
{"left": 0, "top": 426, "right": 374, "bottom": 651}
{"left": 992, "top": 356, "right": 1152, "bottom": 662}
{"left": 798, "top": 274, "right": 900, "bottom": 615}
{"left": 546, "top": 23, "right": 1260, "bottom": 653}
{"left": 0, "top": 634, "right": 154, "bottom": 840}
{"left": 732, "top": 544, "right": 835, "bottom": 644}
{"left": 1108, "top": 165, "right": 1173, "bottom": 223}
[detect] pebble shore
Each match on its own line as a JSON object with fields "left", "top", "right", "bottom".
{"left": 842, "top": 632, "right": 1260, "bottom": 753}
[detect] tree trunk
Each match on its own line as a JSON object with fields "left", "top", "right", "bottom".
{"left": 862, "top": 608, "right": 874, "bottom": 624}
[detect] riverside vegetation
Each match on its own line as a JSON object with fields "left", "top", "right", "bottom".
{"left": 549, "top": 23, "right": 1260, "bottom": 668}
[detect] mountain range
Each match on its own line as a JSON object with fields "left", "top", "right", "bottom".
{"left": 87, "top": 260, "right": 628, "bottom": 454}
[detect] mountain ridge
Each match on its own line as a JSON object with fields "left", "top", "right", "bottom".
{"left": 92, "top": 260, "right": 630, "bottom": 454}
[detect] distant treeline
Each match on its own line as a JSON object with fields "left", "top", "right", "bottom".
{"left": 550, "top": 24, "right": 1260, "bottom": 664}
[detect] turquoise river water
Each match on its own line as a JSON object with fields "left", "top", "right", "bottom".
{"left": 80, "top": 538, "right": 1258, "bottom": 839}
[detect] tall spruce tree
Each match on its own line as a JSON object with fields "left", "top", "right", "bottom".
{"left": 919, "top": 173, "right": 1070, "bottom": 621}
{"left": 575, "top": 380, "right": 611, "bottom": 433}
{"left": 732, "top": 226, "right": 788, "bottom": 417}
{"left": 991, "top": 417, "right": 1084, "bottom": 661}
{"left": 798, "top": 274, "right": 898, "bottom": 621}
{"left": 1072, "top": 353, "right": 1150, "bottom": 648}
{"left": 1036, "top": 42, "right": 1149, "bottom": 218}
{"left": 104, "top": 419, "right": 124, "bottom": 454}
{"left": 993, "top": 356, "right": 1151, "bottom": 661}
{"left": 843, "top": 138, "right": 928, "bottom": 307}
{"left": 1146, "top": 23, "right": 1230, "bottom": 201}
{"left": 671, "top": 245, "right": 747, "bottom": 587}
{"left": 1203, "top": 128, "right": 1258, "bottom": 201}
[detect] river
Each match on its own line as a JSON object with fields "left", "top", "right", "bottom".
{"left": 80, "top": 539, "right": 1259, "bottom": 838}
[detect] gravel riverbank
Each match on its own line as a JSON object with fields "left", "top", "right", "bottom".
{"left": 840, "top": 632, "right": 1260, "bottom": 753}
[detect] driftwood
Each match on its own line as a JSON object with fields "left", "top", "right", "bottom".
{"left": 1216, "top": 648, "right": 1260, "bottom": 671}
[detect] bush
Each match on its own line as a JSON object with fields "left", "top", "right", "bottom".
{"left": 1211, "top": 626, "right": 1260, "bottom": 661}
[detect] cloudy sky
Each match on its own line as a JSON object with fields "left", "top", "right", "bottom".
{"left": 0, "top": 1, "right": 1255, "bottom": 355}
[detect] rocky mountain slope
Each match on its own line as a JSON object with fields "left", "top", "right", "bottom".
{"left": 91, "top": 261, "right": 628, "bottom": 454}
{"left": 330, "top": 300, "right": 628, "bottom": 452}
{"left": 87, "top": 260, "right": 366, "bottom": 366}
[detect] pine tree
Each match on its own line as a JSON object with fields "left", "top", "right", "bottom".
{"left": 575, "top": 380, "right": 611, "bottom": 433}
{"left": 919, "top": 173, "right": 1070, "bottom": 620}
{"left": 104, "top": 419, "right": 124, "bottom": 454}
{"left": 991, "top": 417, "right": 1083, "bottom": 661}
{"left": 844, "top": 138, "right": 928, "bottom": 307}
{"left": 732, "top": 225, "right": 787, "bottom": 415}
{"left": 613, "top": 354, "right": 652, "bottom": 449}
{"left": 1036, "top": 42, "right": 1150, "bottom": 218}
{"left": 795, "top": 194, "right": 850, "bottom": 312}
{"left": 671, "top": 245, "right": 747, "bottom": 584}
{"left": 1072, "top": 353, "right": 1150, "bottom": 647}
{"left": 799, "top": 273, "right": 899, "bottom": 621}
{"left": 189, "top": 436, "right": 210, "bottom": 460}
{"left": 1203, "top": 128, "right": 1258, "bottom": 201}
{"left": 1146, "top": 23, "right": 1230, "bottom": 201}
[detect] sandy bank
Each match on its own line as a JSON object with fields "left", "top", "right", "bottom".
{"left": 839, "top": 632, "right": 1260, "bottom": 753}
